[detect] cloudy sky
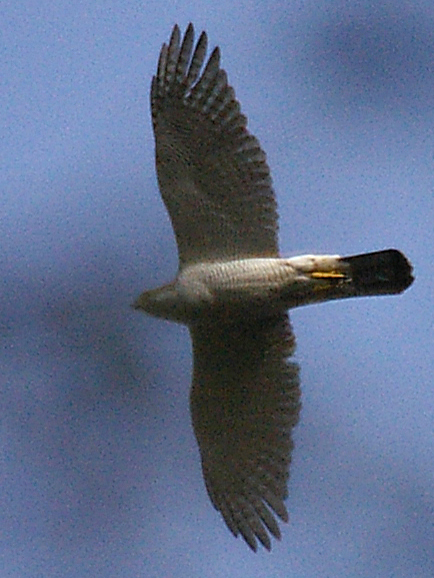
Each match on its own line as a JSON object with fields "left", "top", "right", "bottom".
{"left": 2, "top": 1, "right": 434, "bottom": 577}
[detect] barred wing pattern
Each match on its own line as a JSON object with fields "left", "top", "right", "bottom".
{"left": 151, "top": 24, "right": 279, "bottom": 266}
{"left": 190, "top": 314, "right": 301, "bottom": 551}
{"left": 138, "top": 23, "right": 414, "bottom": 553}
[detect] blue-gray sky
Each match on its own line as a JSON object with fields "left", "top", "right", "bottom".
{"left": 2, "top": 1, "right": 433, "bottom": 577}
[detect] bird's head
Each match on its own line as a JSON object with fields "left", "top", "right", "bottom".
{"left": 132, "top": 282, "right": 182, "bottom": 321}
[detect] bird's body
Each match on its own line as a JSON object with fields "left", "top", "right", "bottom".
{"left": 134, "top": 24, "right": 414, "bottom": 552}
{"left": 136, "top": 250, "right": 412, "bottom": 323}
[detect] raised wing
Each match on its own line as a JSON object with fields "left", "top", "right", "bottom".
{"left": 189, "top": 313, "right": 300, "bottom": 551}
{"left": 151, "top": 24, "right": 279, "bottom": 267}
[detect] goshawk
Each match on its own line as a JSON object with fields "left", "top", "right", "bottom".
{"left": 134, "top": 24, "right": 414, "bottom": 551}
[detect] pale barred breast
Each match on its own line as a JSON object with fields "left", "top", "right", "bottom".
{"left": 178, "top": 258, "right": 299, "bottom": 295}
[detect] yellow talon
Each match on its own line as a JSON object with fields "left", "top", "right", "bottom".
{"left": 311, "top": 271, "right": 346, "bottom": 279}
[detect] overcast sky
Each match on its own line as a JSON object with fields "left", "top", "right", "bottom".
{"left": 2, "top": 1, "right": 434, "bottom": 577}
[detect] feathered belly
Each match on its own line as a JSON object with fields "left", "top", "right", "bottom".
{"left": 178, "top": 259, "right": 302, "bottom": 316}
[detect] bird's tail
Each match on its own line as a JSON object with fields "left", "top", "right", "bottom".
{"left": 284, "top": 249, "right": 413, "bottom": 308}
{"left": 339, "top": 249, "right": 414, "bottom": 296}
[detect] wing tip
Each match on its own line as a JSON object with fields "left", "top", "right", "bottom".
{"left": 151, "top": 24, "right": 238, "bottom": 126}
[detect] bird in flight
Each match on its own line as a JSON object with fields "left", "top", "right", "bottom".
{"left": 134, "top": 23, "right": 414, "bottom": 552}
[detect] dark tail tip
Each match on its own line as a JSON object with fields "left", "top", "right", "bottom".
{"left": 341, "top": 249, "right": 414, "bottom": 295}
